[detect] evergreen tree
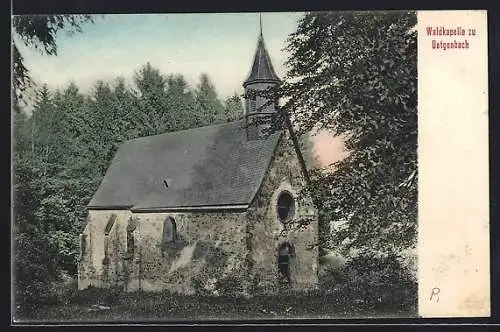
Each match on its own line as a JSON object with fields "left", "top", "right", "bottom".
{"left": 13, "top": 105, "right": 31, "bottom": 155}
{"left": 50, "top": 83, "right": 88, "bottom": 171}
{"left": 110, "top": 77, "right": 142, "bottom": 141}
{"left": 84, "top": 80, "right": 118, "bottom": 174}
{"left": 194, "top": 73, "right": 225, "bottom": 126}
{"left": 133, "top": 62, "right": 172, "bottom": 135}
{"left": 29, "top": 85, "right": 55, "bottom": 161}
{"left": 165, "top": 74, "right": 197, "bottom": 130}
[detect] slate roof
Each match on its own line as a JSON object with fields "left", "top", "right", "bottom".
{"left": 243, "top": 34, "right": 281, "bottom": 87}
{"left": 88, "top": 120, "right": 282, "bottom": 211}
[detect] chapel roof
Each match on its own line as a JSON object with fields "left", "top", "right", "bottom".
{"left": 88, "top": 120, "right": 281, "bottom": 211}
{"left": 243, "top": 33, "right": 281, "bottom": 87}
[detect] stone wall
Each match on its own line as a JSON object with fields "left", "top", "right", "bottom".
{"left": 78, "top": 210, "right": 132, "bottom": 290}
{"left": 246, "top": 135, "right": 319, "bottom": 292}
{"left": 78, "top": 210, "right": 248, "bottom": 294}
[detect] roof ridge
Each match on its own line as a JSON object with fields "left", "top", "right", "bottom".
{"left": 123, "top": 119, "right": 245, "bottom": 144}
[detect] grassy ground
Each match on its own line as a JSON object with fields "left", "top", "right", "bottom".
{"left": 14, "top": 289, "right": 417, "bottom": 323}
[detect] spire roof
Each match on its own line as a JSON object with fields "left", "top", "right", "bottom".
{"left": 243, "top": 32, "right": 281, "bottom": 87}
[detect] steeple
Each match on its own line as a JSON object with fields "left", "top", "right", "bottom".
{"left": 243, "top": 21, "right": 281, "bottom": 88}
{"left": 243, "top": 15, "right": 281, "bottom": 140}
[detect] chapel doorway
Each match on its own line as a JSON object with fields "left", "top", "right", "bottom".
{"left": 277, "top": 242, "right": 294, "bottom": 286}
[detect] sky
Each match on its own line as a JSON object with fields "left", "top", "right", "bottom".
{"left": 14, "top": 13, "right": 345, "bottom": 167}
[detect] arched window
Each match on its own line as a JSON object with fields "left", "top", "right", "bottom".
{"left": 277, "top": 242, "right": 294, "bottom": 285}
{"left": 162, "top": 217, "right": 177, "bottom": 244}
{"left": 126, "top": 230, "right": 135, "bottom": 257}
{"left": 103, "top": 214, "right": 117, "bottom": 265}
{"left": 125, "top": 217, "right": 138, "bottom": 259}
{"left": 79, "top": 234, "right": 87, "bottom": 261}
{"left": 277, "top": 191, "right": 295, "bottom": 223}
{"left": 104, "top": 214, "right": 116, "bottom": 236}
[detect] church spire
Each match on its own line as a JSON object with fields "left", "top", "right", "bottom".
{"left": 243, "top": 14, "right": 281, "bottom": 88}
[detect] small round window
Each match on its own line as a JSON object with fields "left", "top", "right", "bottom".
{"left": 277, "top": 191, "right": 295, "bottom": 223}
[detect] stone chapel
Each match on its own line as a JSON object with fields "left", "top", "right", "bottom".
{"left": 77, "top": 28, "right": 319, "bottom": 295}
